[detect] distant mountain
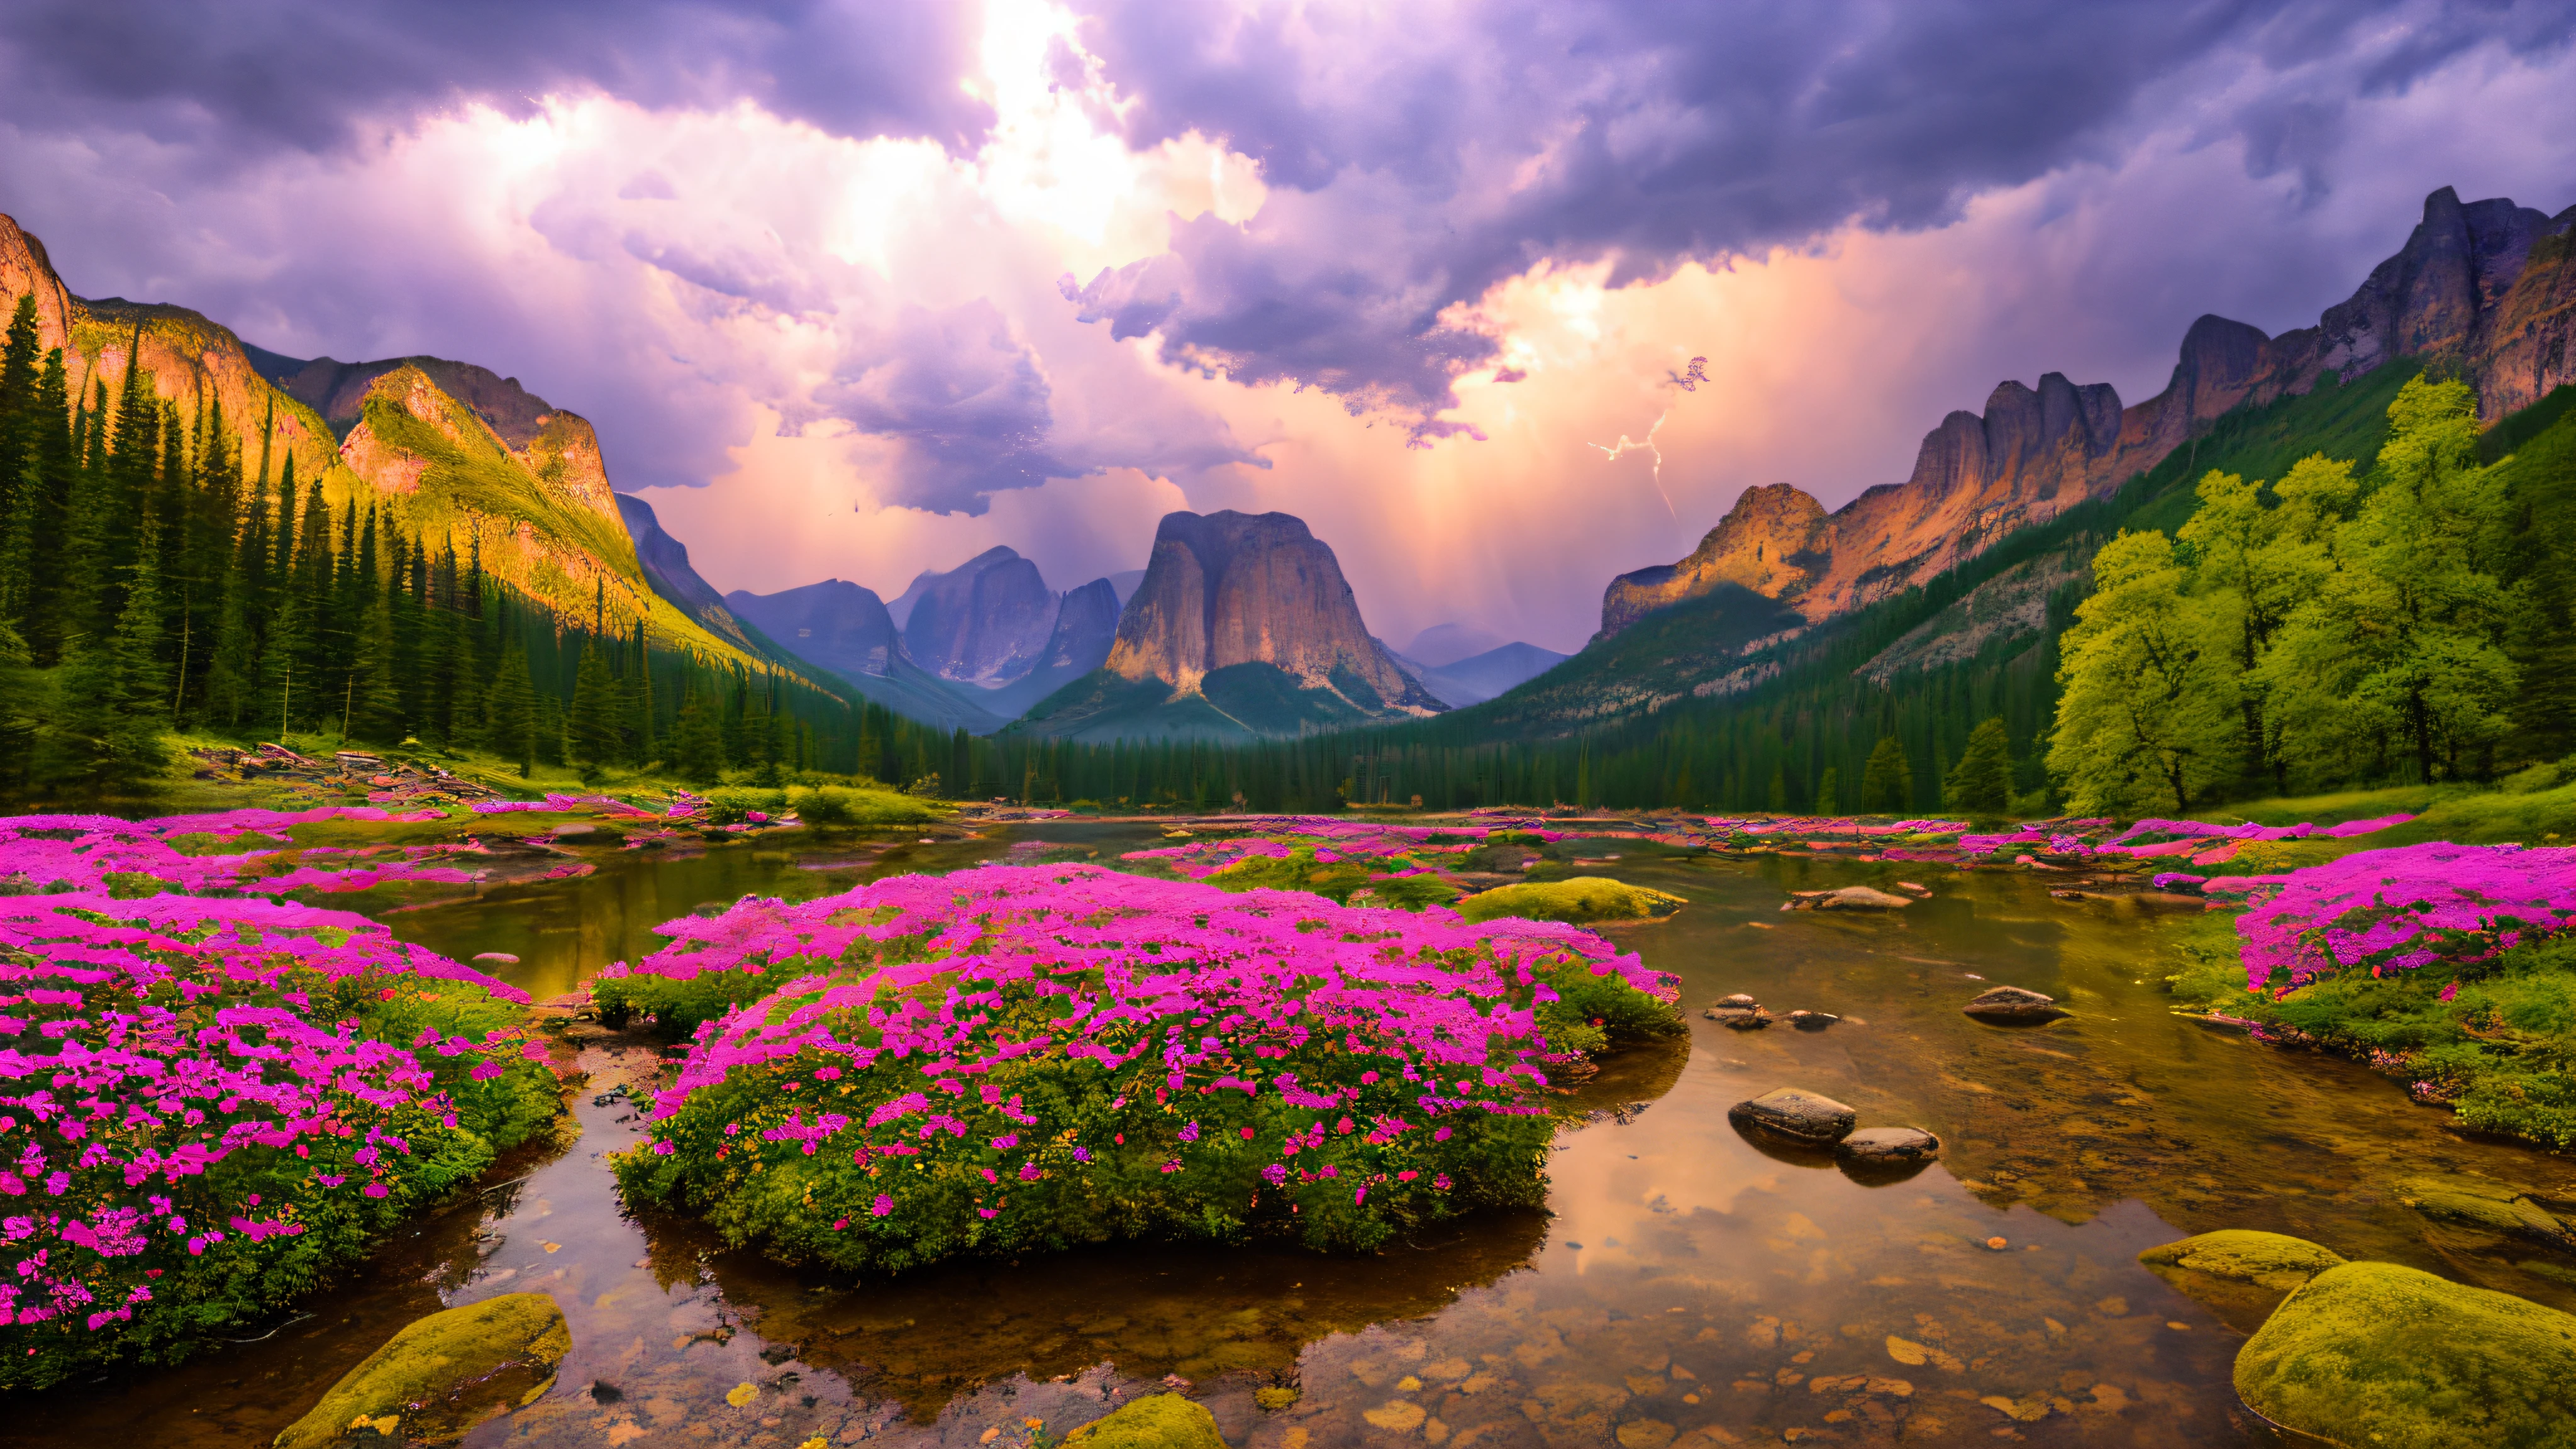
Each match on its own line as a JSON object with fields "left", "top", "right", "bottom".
{"left": 723, "top": 580, "right": 1004, "bottom": 732}
{"left": 1106, "top": 569, "right": 1146, "bottom": 607}
{"left": 612, "top": 494, "right": 767, "bottom": 655}
{"left": 1405, "top": 623, "right": 1509, "bottom": 669}
{"left": 899, "top": 546, "right": 1060, "bottom": 686}
{"left": 1013, "top": 510, "right": 1445, "bottom": 740}
{"left": 974, "top": 576, "right": 1121, "bottom": 721}
{"left": 1405, "top": 641, "right": 1570, "bottom": 706}
{"left": 1596, "top": 186, "right": 2576, "bottom": 648}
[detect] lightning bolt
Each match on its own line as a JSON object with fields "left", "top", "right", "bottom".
{"left": 1587, "top": 355, "right": 1707, "bottom": 523}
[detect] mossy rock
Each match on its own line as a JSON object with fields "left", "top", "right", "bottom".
{"left": 2235, "top": 1262, "right": 2576, "bottom": 1448}
{"left": 276, "top": 1292, "right": 570, "bottom": 1448}
{"left": 2138, "top": 1230, "right": 2347, "bottom": 1333}
{"left": 2392, "top": 1172, "right": 2576, "bottom": 1252}
{"left": 1457, "top": 877, "right": 1685, "bottom": 924}
{"left": 1062, "top": 1393, "right": 1228, "bottom": 1448}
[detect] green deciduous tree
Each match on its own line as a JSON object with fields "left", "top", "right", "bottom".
{"left": 2261, "top": 377, "right": 2515, "bottom": 785}
{"left": 2046, "top": 530, "right": 2238, "bottom": 815}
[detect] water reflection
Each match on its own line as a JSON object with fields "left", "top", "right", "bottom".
{"left": 23, "top": 821, "right": 2576, "bottom": 1448}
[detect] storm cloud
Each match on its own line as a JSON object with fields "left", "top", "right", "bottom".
{"left": 0, "top": 0, "right": 2570, "bottom": 641}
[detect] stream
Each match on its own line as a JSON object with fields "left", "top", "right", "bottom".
{"left": 18, "top": 822, "right": 2573, "bottom": 1447}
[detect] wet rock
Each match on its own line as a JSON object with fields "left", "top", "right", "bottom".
{"left": 2393, "top": 1172, "right": 2576, "bottom": 1253}
{"left": 1727, "top": 1089, "right": 1858, "bottom": 1146}
{"left": 2235, "top": 1262, "right": 2576, "bottom": 1448}
{"left": 1786, "top": 1010, "right": 1838, "bottom": 1031}
{"left": 276, "top": 1292, "right": 570, "bottom": 1448}
{"left": 1063, "top": 1393, "right": 1227, "bottom": 1447}
{"left": 1703, "top": 993, "right": 1771, "bottom": 1029}
{"left": 1961, "top": 985, "right": 2067, "bottom": 1023}
{"left": 1789, "top": 886, "right": 1913, "bottom": 911}
{"left": 1836, "top": 1128, "right": 1940, "bottom": 1165}
{"left": 2137, "top": 1230, "right": 2346, "bottom": 1333}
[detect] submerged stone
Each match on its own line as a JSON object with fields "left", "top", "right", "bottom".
{"left": 275, "top": 1292, "right": 570, "bottom": 1448}
{"left": 2235, "top": 1262, "right": 2576, "bottom": 1449}
{"left": 2392, "top": 1173, "right": 2576, "bottom": 1252}
{"left": 1727, "top": 1089, "right": 1858, "bottom": 1146}
{"left": 1961, "top": 985, "right": 2067, "bottom": 1023}
{"left": 1063, "top": 1394, "right": 1228, "bottom": 1448}
{"left": 1836, "top": 1128, "right": 1940, "bottom": 1165}
{"left": 1786, "top": 1010, "right": 1838, "bottom": 1031}
{"left": 1790, "top": 886, "right": 1913, "bottom": 911}
{"left": 2138, "top": 1230, "right": 2346, "bottom": 1333}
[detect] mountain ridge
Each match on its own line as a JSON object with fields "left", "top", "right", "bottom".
{"left": 1599, "top": 186, "right": 2576, "bottom": 644}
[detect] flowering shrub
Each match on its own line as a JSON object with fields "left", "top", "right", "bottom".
{"left": 0, "top": 814, "right": 477, "bottom": 899}
{"left": 2234, "top": 843, "right": 2576, "bottom": 991}
{"left": 611, "top": 865, "right": 1680, "bottom": 1274}
{"left": 0, "top": 889, "right": 557, "bottom": 1387}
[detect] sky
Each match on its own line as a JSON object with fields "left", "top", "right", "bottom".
{"left": 3, "top": 2, "right": 2573, "bottom": 653}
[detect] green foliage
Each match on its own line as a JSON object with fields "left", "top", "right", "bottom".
{"left": 1943, "top": 716, "right": 2014, "bottom": 813}
{"left": 2175, "top": 930, "right": 2576, "bottom": 1152}
{"left": 1858, "top": 735, "right": 1914, "bottom": 813}
{"left": 2050, "top": 375, "right": 2538, "bottom": 812}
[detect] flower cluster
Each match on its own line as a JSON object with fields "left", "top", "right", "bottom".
{"left": 469, "top": 792, "right": 657, "bottom": 817}
{"left": 0, "top": 814, "right": 478, "bottom": 899}
{"left": 613, "top": 864, "right": 1679, "bottom": 1273}
{"left": 2233, "top": 842, "right": 2576, "bottom": 991}
{"left": 0, "top": 884, "right": 553, "bottom": 1386}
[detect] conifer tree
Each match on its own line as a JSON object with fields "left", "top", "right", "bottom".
{"left": 1859, "top": 735, "right": 1913, "bottom": 813}
{"left": 1943, "top": 716, "right": 2014, "bottom": 814}
{"left": 674, "top": 686, "right": 724, "bottom": 784}
{"left": 486, "top": 646, "right": 540, "bottom": 776}
{"left": 567, "top": 643, "right": 623, "bottom": 777}
{"left": 1814, "top": 766, "right": 1838, "bottom": 815}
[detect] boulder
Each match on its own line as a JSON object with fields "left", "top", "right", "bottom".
{"left": 275, "top": 1292, "right": 570, "bottom": 1448}
{"left": 1961, "top": 985, "right": 2067, "bottom": 1023}
{"left": 1835, "top": 1128, "right": 1940, "bottom": 1165}
{"left": 1457, "top": 877, "right": 1686, "bottom": 924}
{"left": 1713, "top": 994, "right": 1761, "bottom": 1011}
{"left": 2138, "top": 1230, "right": 2347, "bottom": 1333}
{"left": 1727, "top": 1089, "right": 1858, "bottom": 1146}
{"left": 1786, "top": 1010, "right": 1838, "bottom": 1031}
{"left": 2235, "top": 1262, "right": 2576, "bottom": 1448}
{"left": 1704, "top": 1002, "right": 1772, "bottom": 1030}
{"left": 1063, "top": 1393, "right": 1229, "bottom": 1448}
{"left": 2392, "top": 1173, "right": 2576, "bottom": 1253}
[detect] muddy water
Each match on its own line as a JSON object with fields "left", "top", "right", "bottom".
{"left": 20, "top": 826, "right": 2575, "bottom": 1447}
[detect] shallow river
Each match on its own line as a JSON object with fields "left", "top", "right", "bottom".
{"left": 21, "top": 823, "right": 2575, "bottom": 1447}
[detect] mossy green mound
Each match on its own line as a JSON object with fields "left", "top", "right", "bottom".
{"left": 2138, "top": 1230, "right": 2348, "bottom": 1333}
{"left": 2392, "top": 1172, "right": 2576, "bottom": 1252}
{"left": 2235, "top": 1262, "right": 2576, "bottom": 1448}
{"left": 276, "top": 1292, "right": 570, "bottom": 1448}
{"left": 1063, "top": 1393, "right": 1228, "bottom": 1448}
{"left": 1457, "top": 876, "right": 1685, "bottom": 924}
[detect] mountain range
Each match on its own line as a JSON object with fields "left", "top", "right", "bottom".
{"left": 1595, "top": 187, "right": 2576, "bottom": 656}
{"left": 14, "top": 182, "right": 2551, "bottom": 757}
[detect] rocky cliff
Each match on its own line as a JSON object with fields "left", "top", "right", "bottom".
{"left": 0, "top": 211, "right": 768, "bottom": 670}
{"left": 1599, "top": 186, "right": 2576, "bottom": 639}
{"left": 1108, "top": 511, "right": 1441, "bottom": 709}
